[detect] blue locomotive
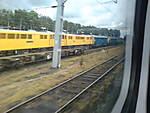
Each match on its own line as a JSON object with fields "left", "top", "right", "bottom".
{"left": 90, "top": 35, "right": 108, "bottom": 48}
{"left": 90, "top": 35, "right": 123, "bottom": 48}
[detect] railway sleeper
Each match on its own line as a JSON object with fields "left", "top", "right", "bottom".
{"left": 65, "top": 83, "right": 87, "bottom": 88}
{"left": 52, "top": 95, "right": 74, "bottom": 101}
{"left": 71, "top": 80, "right": 91, "bottom": 85}
{"left": 88, "top": 73, "right": 101, "bottom": 76}
{"left": 60, "top": 89, "right": 81, "bottom": 95}
{"left": 69, "top": 81, "right": 89, "bottom": 87}
{"left": 62, "top": 84, "right": 86, "bottom": 91}
{"left": 79, "top": 76, "right": 96, "bottom": 81}
{"left": 76, "top": 78, "right": 95, "bottom": 84}
{"left": 50, "top": 92, "right": 76, "bottom": 100}
{"left": 82, "top": 75, "right": 99, "bottom": 79}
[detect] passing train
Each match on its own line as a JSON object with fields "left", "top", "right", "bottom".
{"left": 0, "top": 29, "right": 123, "bottom": 57}
{"left": 0, "top": 29, "right": 123, "bottom": 71}
{"left": 90, "top": 35, "right": 124, "bottom": 48}
{"left": 90, "top": 36, "right": 108, "bottom": 48}
{"left": 0, "top": 29, "right": 94, "bottom": 56}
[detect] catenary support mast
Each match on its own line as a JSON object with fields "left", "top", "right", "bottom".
{"left": 52, "top": 0, "right": 65, "bottom": 68}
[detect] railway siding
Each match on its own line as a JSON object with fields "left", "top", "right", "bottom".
{"left": 5, "top": 56, "right": 123, "bottom": 113}
{"left": 55, "top": 60, "right": 124, "bottom": 113}
{"left": 0, "top": 46, "right": 113, "bottom": 72}
{"left": 0, "top": 46, "right": 124, "bottom": 113}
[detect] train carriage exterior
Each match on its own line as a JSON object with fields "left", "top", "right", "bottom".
{"left": 0, "top": 29, "right": 94, "bottom": 54}
{"left": 90, "top": 36, "right": 108, "bottom": 48}
{"left": 108, "top": 37, "right": 123, "bottom": 45}
{"left": 0, "top": 29, "right": 123, "bottom": 57}
{"left": 0, "top": 30, "right": 52, "bottom": 51}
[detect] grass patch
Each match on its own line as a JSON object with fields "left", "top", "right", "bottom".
{"left": 0, "top": 46, "right": 124, "bottom": 112}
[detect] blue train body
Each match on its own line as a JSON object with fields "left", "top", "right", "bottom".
{"left": 89, "top": 35, "right": 123, "bottom": 49}
{"left": 92, "top": 36, "right": 108, "bottom": 48}
{"left": 108, "top": 38, "right": 117, "bottom": 45}
{"left": 108, "top": 37, "right": 123, "bottom": 45}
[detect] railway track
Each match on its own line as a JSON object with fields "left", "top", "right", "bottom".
{"left": 4, "top": 55, "right": 124, "bottom": 113}
{"left": 0, "top": 46, "right": 114, "bottom": 72}
{"left": 0, "top": 46, "right": 113, "bottom": 60}
{"left": 55, "top": 58, "right": 124, "bottom": 113}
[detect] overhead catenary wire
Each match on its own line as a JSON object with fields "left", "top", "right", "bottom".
{"left": 23, "top": 0, "right": 67, "bottom": 12}
{"left": 96, "top": 0, "right": 118, "bottom": 12}
{"left": 96, "top": 0, "right": 117, "bottom": 4}
{"left": 96, "top": 0, "right": 119, "bottom": 28}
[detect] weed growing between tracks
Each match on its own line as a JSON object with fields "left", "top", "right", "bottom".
{"left": 0, "top": 46, "right": 124, "bottom": 112}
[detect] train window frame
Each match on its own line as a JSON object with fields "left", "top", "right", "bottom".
{"left": 62, "top": 35, "right": 64, "bottom": 39}
{"left": 50, "top": 35, "right": 53, "bottom": 39}
{"left": 21, "top": 34, "right": 27, "bottom": 39}
{"left": 68, "top": 36, "right": 72, "bottom": 39}
{"left": 44, "top": 35, "right": 47, "bottom": 39}
{"left": 28, "top": 34, "right": 32, "bottom": 39}
{"left": 111, "top": 0, "right": 148, "bottom": 113}
{"left": 135, "top": 1, "right": 150, "bottom": 113}
{"left": 8, "top": 34, "right": 15, "bottom": 39}
{"left": 40, "top": 35, "right": 44, "bottom": 39}
{"left": 16, "top": 34, "right": 20, "bottom": 39}
{"left": 0, "top": 33, "right": 6, "bottom": 39}
{"left": 77, "top": 36, "right": 81, "bottom": 39}
{"left": 65, "top": 35, "right": 67, "bottom": 39}
{"left": 111, "top": 0, "right": 136, "bottom": 112}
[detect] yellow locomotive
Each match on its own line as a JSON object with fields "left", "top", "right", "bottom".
{"left": 0, "top": 29, "right": 94, "bottom": 55}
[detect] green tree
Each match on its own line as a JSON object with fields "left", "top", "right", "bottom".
{"left": 0, "top": 9, "right": 120, "bottom": 37}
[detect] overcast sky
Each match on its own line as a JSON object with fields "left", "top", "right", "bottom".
{"left": 0, "top": 0, "right": 127, "bottom": 28}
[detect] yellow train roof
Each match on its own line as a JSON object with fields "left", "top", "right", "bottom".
{"left": 0, "top": 29, "right": 92, "bottom": 37}
{"left": 0, "top": 29, "right": 54, "bottom": 35}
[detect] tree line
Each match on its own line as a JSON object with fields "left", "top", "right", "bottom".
{"left": 0, "top": 9, "right": 120, "bottom": 37}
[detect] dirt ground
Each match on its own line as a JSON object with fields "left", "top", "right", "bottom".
{"left": 0, "top": 46, "right": 124, "bottom": 112}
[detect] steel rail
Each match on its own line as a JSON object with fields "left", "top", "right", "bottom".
{"left": 4, "top": 55, "right": 117, "bottom": 113}
{"left": 55, "top": 58, "right": 124, "bottom": 113}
